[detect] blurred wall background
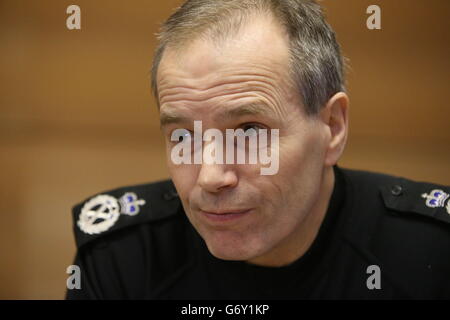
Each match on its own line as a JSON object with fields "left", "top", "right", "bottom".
{"left": 0, "top": 0, "right": 448, "bottom": 299}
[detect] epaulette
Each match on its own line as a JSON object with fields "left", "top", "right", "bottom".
{"left": 71, "top": 179, "right": 181, "bottom": 249}
{"left": 380, "top": 176, "right": 450, "bottom": 225}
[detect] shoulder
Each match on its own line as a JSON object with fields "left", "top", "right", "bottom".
{"left": 340, "top": 167, "right": 450, "bottom": 225}
{"left": 68, "top": 180, "right": 197, "bottom": 299}
{"left": 71, "top": 179, "right": 182, "bottom": 249}
{"left": 339, "top": 167, "right": 450, "bottom": 298}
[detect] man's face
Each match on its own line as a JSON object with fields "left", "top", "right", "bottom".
{"left": 157, "top": 15, "right": 331, "bottom": 264}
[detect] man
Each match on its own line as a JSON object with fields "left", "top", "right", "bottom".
{"left": 67, "top": 0, "right": 450, "bottom": 299}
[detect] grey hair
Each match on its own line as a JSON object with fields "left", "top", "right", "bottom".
{"left": 150, "top": 0, "right": 346, "bottom": 116}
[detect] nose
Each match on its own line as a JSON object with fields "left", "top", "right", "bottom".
{"left": 197, "top": 163, "right": 238, "bottom": 193}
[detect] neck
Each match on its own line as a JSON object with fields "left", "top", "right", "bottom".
{"left": 247, "top": 166, "right": 336, "bottom": 267}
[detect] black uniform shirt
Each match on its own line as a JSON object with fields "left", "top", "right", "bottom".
{"left": 67, "top": 166, "right": 450, "bottom": 299}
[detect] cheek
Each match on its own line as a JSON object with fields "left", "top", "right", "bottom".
{"left": 171, "top": 166, "right": 196, "bottom": 185}
{"left": 279, "top": 125, "right": 326, "bottom": 169}
{"left": 275, "top": 129, "right": 326, "bottom": 198}
{"left": 166, "top": 154, "right": 199, "bottom": 205}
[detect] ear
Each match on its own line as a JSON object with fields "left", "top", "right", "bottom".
{"left": 320, "top": 92, "right": 349, "bottom": 167}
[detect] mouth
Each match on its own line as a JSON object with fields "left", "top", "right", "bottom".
{"left": 200, "top": 208, "right": 252, "bottom": 223}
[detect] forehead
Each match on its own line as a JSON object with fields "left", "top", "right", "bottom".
{"left": 156, "top": 14, "right": 294, "bottom": 107}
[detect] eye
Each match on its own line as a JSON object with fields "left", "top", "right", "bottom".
{"left": 170, "top": 128, "right": 193, "bottom": 143}
{"left": 239, "top": 123, "right": 267, "bottom": 136}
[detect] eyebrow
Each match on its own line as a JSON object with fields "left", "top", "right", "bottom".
{"left": 159, "top": 110, "right": 190, "bottom": 128}
{"left": 220, "top": 102, "right": 276, "bottom": 120}
{"left": 159, "top": 101, "right": 276, "bottom": 128}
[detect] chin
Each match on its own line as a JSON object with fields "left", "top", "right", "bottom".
{"left": 203, "top": 231, "right": 264, "bottom": 262}
{"left": 207, "top": 244, "right": 253, "bottom": 261}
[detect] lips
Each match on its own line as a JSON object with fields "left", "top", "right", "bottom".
{"left": 201, "top": 209, "right": 250, "bottom": 215}
{"left": 200, "top": 208, "right": 252, "bottom": 223}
